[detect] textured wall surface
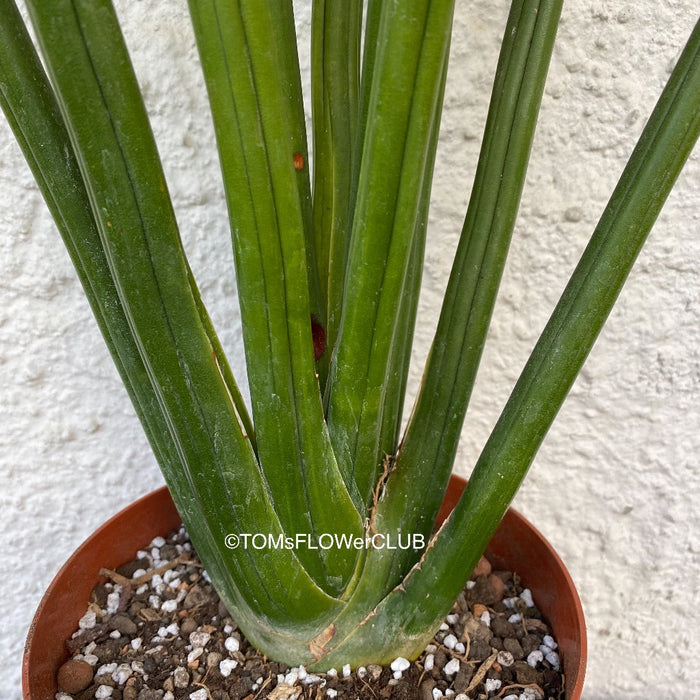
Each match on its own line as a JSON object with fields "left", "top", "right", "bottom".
{"left": 1, "top": 2, "right": 698, "bottom": 698}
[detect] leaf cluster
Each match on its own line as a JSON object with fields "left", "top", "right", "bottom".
{"left": 1, "top": 0, "right": 698, "bottom": 667}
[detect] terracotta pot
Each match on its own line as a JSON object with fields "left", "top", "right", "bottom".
{"left": 23, "top": 475, "right": 586, "bottom": 699}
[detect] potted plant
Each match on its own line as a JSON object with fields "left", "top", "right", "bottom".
{"left": 1, "top": 0, "right": 698, "bottom": 695}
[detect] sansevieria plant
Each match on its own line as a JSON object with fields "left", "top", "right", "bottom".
{"left": 1, "top": 0, "right": 698, "bottom": 670}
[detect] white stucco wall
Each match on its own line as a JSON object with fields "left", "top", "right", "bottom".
{"left": 1, "top": 2, "right": 697, "bottom": 698}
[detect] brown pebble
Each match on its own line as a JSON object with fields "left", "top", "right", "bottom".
{"left": 521, "top": 633, "right": 543, "bottom": 656}
{"left": 419, "top": 678, "right": 436, "bottom": 700}
{"left": 471, "top": 555, "right": 492, "bottom": 579}
{"left": 184, "top": 584, "right": 211, "bottom": 609}
{"left": 180, "top": 616, "right": 198, "bottom": 634}
{"left": 128, "top": 600, "right": 146, "bottom": 617}
{"left": 472, "top": 603, "right": 488, "bottom": 619}
{"left": 469, "top": 575, "right": 501, "bottom": 606}
{"left": 57, "top": 658, "right": 94, "bottom": 693}
{"left": 514, "top": 660, "right": 542, "bottom": 685}
{"left": 453, "top": 663, "right": 474, "bottom": 692}
{"left": 94, "top": 638, "right": 125, "bottom": 663}
{"left": 467, "top": 638, "right": 492, "bottom": 661}
{"left": 90, "top": 583, "right": 110, "bottom": 609}
{"left": 503, "top": 636, "right": 525, "bottom": 659}
{"left": 491, "top": 614, "right": 516, "bottom": 639}
{"left": 463, "top": 614, "right": 492, "bottom": 645}
{"left": 207, "top": 651, "right": 223, "bottom": 668}
{"left": 94, "top": 673, "right": 116, "bottom": 687}
{"left": 488, "top": 573, "right": 505, "bottom": 602}
{"left": 108, "top": 613, "right": 138, "bottom": 635}
{"left": 159, "top": 544, "right": 179, "bottom": 560}
{"left": 117, "top": 557, "right": 150, "bottom": 579}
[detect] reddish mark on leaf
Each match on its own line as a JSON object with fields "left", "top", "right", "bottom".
{"left": 311, "top": 316, "right": 326, "bottom": 361}
{"left": 308, "top": 623, "right": 337, "bottom": 660}
{"left": 293, "top": 153, "right": 305, "bottom": 171}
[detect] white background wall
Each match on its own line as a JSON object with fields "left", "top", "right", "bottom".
{"left": 1, "top": 2, "right": 698, "bottom": 698}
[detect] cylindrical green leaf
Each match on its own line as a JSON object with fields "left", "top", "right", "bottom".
{"left": 373, "top": 0, "right": 563, "bottom": 594}
{"left": 22, "top": 0, "right": 346, "bottom": 625}
{"left": 188, "top": 0, "right": 363, "bottom": 593}
{"left": 326, "top": 0, "right": 456, "bottom": 509}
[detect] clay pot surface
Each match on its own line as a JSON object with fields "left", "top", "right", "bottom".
{"left": 23, "top": 476, "right": 586, "bottom": 698}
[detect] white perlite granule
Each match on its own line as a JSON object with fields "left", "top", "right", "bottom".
{"left": 390, "top": 657, "right": 410, "bottom": 673}
{"left": 224, "top": 635, "right": 240, "bottom": 653}
{"left": 219, "top": 658, "right": 238, "bottom": 678}
{"left": 78, "top": 610, "right": 97, "bottom": 630}
{"left": 443, "top": 658, "right": 460, "bottom": 676}
{"left": 189, "top": 630, "right": 211, "bottom": 648}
